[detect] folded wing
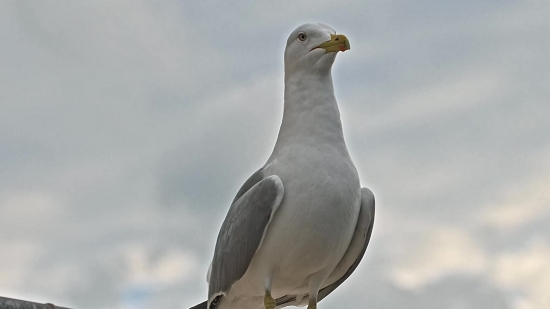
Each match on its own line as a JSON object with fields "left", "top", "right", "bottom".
{"left": 318, "top": 187, "right": 375, "bottom": 301}
{"left": 208, "top": 173, "right": 285, "bottom": 308}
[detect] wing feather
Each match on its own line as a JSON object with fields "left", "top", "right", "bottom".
{"left": 318, "top": 187, "right": 375, "bottom": 301}
{"left": 208, "top": 174, "right": 284, "bottom": 307}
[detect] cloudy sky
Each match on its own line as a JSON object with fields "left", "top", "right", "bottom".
{"left": 1, "top": 1, "right": 549, "bottom": 309}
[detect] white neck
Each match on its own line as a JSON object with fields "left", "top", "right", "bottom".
{"left": 271, "top": 70, "right": 347, "bottom": 155}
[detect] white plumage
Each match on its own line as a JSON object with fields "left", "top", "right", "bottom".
{"left": 195, "top": 23, "right": 375, "bottom": 309}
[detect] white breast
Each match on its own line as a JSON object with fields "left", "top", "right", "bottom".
{"left": 242, "top": 144, "right": 361, "bottom": 298}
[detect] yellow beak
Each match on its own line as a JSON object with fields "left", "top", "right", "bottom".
{"left": 313, "top": 34, "right": 350, "bottom": 53}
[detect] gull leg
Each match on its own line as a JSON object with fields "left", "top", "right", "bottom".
{"left": 307, "top": 297, "right": 317, "bottom": 309}
{"left": 264, "top": 290, "right": 276, "bottom": 309}
{"left": 307, "top": 269, "right": 331, "bottom": 309}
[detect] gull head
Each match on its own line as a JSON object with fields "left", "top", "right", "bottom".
{"left": 284, "top": 23, "right": 350, "bottom": 76}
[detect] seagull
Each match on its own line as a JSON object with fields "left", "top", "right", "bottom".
{"left": 190, "top": 23, "right": 375, "bottom": 309}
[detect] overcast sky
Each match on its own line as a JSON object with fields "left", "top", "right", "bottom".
{"left": 1, "top": 1, "right": 549, "bottom": 309}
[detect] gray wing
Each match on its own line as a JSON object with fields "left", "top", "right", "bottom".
{"left": 317, "top": 187, "right": 375, "bottom": 301}
{"left": 232, "top": 168, "right": 266, "bottom": 204}
{"left": 275, "top": 188, "right": 375, "bottom": 308}
{"left": 208, "top": 172, "right": 284, "bottom": 307}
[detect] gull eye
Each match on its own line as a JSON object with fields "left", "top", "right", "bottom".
{"left": 298, "top": 33, "right": 307, "bottom": 41}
